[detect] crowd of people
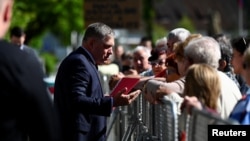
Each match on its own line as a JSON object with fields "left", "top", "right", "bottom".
{"left": 108, "top": 24, "right": 250, "bottom": 139}
{"left": 1, "top": 0, "right": 250, "bottom": 141}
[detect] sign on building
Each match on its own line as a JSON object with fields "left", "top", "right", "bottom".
{"left": 84, "top": 0, "right": 142, "bottom": 29}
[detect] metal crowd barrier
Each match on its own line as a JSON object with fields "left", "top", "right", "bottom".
{"left": 103, "top": 75, "right": 239, "bottom": 141}
{"left": 107, "top": 93, "right": 179, "bottom": 141}
{"left": 155, "top": 97, "right": 179, "bottom": 141}
{"left": 106, "top": 93, "right": 239, "bottom": 141}
{"left": 183, "top": 107, "right": 239, "bottom": 141}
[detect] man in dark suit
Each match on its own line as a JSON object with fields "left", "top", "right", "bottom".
{"left": 0, "top": 0, "right": 61, "bottom": 141}
{"left": 54, "top": 22, "right": 141, "bottom": 141}
{"left": 10, "top": 26, "right": 40, "bottom": 58}
{"left": 10, "top": 26, "right": 45, "bottom": 74}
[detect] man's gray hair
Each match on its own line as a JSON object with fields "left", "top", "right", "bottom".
{"left": 167, "top": 28, "right": 190, "bottom": 42}
{"left": 155, "top": 37, "right": 168, "bottom": 49}
{"left": 83, "top": 22, "right": 115, "bottom": 42}
{"left": 184, "top": 36, "right": 221, "bottom": 69}
{"left": 133, "top": 45, "right": 151, "bottom": 57}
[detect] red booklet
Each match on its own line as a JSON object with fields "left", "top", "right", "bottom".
{"left": 110, "top": 77, "right": 140, "bottom": 97}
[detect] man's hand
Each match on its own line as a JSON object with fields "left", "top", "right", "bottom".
{"left": 155, "top": 84, "right": 174, "bottom": 101}
{"left": 112, "top": 88, "right": 141, "bottom": 107}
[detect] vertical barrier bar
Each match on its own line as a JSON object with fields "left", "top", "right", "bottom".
{"left": 160, "top": 97, "right": 179, "bottom": 141}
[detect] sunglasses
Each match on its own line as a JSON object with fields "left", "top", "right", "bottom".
{"left": 149, "top": 60, "right": 166, "bottom": 66}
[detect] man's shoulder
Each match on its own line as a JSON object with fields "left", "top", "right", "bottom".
{"left": 218, "top": 71, "right": 239, "bottom": 87}
{"left": 23, "top": 44, "right": 36, "bottom": 52}
{"left": 23, "top": 44, "right": 35, "bottom": 49}
{"left": 0, "top": 40, "right": 24, "bottom": 58}
{"left": 0, "top": 39, "right": 18, "bottom": 50}
{"left": 217, "top": 71, "right": 242, "bottom": 99}
{"left": 0, "top": 40, "right": 43, "bottom": 77}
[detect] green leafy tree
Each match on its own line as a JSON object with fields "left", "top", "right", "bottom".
{"left": 10, "top": 0, "right": 84, "bottom": 75}
{"left": 152, "top": 23, "right": 168, "bottom": 44}
{"left": 176, "top": 15, "right": 196, "bottom": 33}
{"left": 11, "top": 0, "right": 84, "bottom": 48}
{"left": 142, "top": 0, "right": 154, "bottom": 38}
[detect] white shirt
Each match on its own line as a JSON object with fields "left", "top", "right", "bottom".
{"left": 217, "top": 71, "right": 242, "bottom": 119}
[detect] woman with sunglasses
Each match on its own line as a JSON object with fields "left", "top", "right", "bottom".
{"left": 229, "top": 46, "right": 250, "bottom": 124}
{"left": 231, "top": 37, "right": 250, "bottom": 94}
{"left": 148, "top": 46, "right": 168, "bottom": 77}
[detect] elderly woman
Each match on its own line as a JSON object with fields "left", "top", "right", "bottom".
{"left": 183, "top": 45, "right": 250, "bottom": 124}
{"left": 144, "top": 36, "right": 242, "bottom": 119}
{"left": 148, "top": 37, "right": 168, "bottom": 76}
{"left": 142, "top": 34, "right": 202, "bottom": 104}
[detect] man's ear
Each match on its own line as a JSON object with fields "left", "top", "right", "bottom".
{"left": 3, "top": 1, "right": 13, "bottom": 23}
{"left": 219, "top": 59, "right": 227, "bottom": 70}
{"left": 85, "top": 38, "right": 95, "bottom": 50}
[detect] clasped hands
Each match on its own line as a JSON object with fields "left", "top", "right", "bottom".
{"left": 136, "top": 78, "right": 170, "bottom": 104}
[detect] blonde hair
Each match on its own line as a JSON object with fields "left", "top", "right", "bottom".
{"left": 184, "top": 64, "right": 220, "bottom": 110}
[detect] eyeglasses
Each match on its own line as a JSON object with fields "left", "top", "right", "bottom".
{"left": 149, "top": 60, "right": 166, "bottom": 66}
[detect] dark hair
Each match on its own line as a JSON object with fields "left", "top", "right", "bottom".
{"left": 230, "top": 36, "right": 250, "bottom": 55}
{"left": 140, "top": 36, "right": 152, "bottom": 43}
{"left": 219, "top": 42, "right": 233, "bottom": 72}
{"left": 83, "top": 22, "right": 114, "bottom": 42}
{"left": 148, "top": 47, "right": 166, "bottom": 61}
{"left": 212, "top": 33, "right": 225, "bottom": 40}
{"left": 213, "top": 34, "right": 233, "bottom": 72}
{"left": 121, "top": 52, "right": 133, "bottom": 61}
{"left": 10, "top": 26, "right": 25, "bottom": 37}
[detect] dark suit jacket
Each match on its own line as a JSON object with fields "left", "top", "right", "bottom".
{"left": 0, "top": 40, "right": 61, "bottom": 141}
{"left": 22, "top": 45, "right": 45, "bottom": 76}
{"left": 22, "top": 45, "right": 37, "bottom": 56}
{"left": 54, "top": 47, "right": 113, "bottom": 141}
